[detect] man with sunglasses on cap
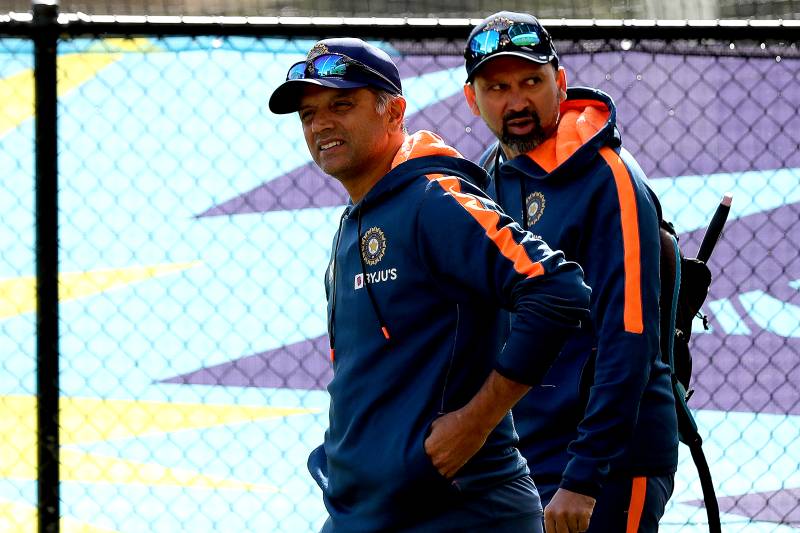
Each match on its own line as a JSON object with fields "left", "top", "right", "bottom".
{"left": 462, "top": 12, "right": 678, "bottom": 533}
{"left": 269, "top": 37, "right": 592, "bottom": 532}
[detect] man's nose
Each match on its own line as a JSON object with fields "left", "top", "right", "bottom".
{"left": 311, "top": 110, "right": 334, "bottom": 134}
{"left": 506, "top": 89, "right": 530, "bottom": 112}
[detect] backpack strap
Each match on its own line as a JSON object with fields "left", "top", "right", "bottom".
{"left": 663, "top": 229, "right": 722, "bottom": 533}
{"left": 690, "top": 440, "right": 722, "bottom": 533}
{"left": 666, "top": 233, "right": 682, "bottom": 375}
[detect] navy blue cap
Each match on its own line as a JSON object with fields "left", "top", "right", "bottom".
{"left": 269, "top": 38, "right": 402, "bottom": 114}
{"left": 464, "top": 11, "right": 558, "bottom": 82}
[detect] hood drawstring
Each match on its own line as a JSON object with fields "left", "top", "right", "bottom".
{"left": 493, "top": 147, "right": 529, "bottom": 230}
{"left": 356, "top": 205, "right": 392, "bottom": 342}
{"left": 328, "top": 209, "right": 347, "bottom": 362}
{"left": 519, "top": 170, "right": 529, "bottom": 230}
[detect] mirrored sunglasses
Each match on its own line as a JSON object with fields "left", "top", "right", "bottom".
{"left": 286, "top": 53, "right": 400, "bottom": 93}
{"left": 467, "top": 22, "right": 547, "bottom": 59}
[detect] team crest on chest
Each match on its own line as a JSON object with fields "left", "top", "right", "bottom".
{"left": 525, "top": 192, "right": 546, "bottom": 226}
{"left": 360, "top": 227, "right": 387, "bottom": 266}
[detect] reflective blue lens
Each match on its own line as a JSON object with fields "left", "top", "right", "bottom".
{"left": 312, "top": 54, "right": 348, "bottom": 77}
{"left": 286, "top": 54, "right": 351, "bottom": 81}
{"left": 287, "top": 61, "right": 307, "bottom": 80}
{"left": 469, "top": 30, "right": 501, "bottom": 56}
{"left": 508, "top": 24, "right": 541, "bottom": 47}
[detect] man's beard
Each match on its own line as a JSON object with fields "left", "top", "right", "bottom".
{"left": 500, "top": 109, "right": 549, "bottom": 154}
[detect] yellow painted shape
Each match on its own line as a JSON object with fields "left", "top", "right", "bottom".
{"left": 57, "top": 53, "right": 122, "bottom": 93}
{"left": 0, "top": 262, "right": 199, "bottom": 319}
{"left": 0, "top": 499, "right": 121, "bottom": 533}
{"left": 58, "top": 395, "right": 313, "bottom": 444}
{"left": 0, "top": 396, "right": 35, "bottom": 479}
{"left": 87, "top": 37, "right": 161, "bottom": 53}
{"left": 0, "top": 68, "right": 34, "bottom": 136}
{"left": 57, "top": 262, "right": 199, "bottom": 300}
{"left": 0, "top": 52, "right": 120, "bottom": 137}
{"left": 60, "top": 449, "right": 276, "bottom": 492}
{"left": 0, "top": 395, "right": 314, "bottom": 486}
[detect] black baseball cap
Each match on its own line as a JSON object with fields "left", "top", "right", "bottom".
{"left": 464, "top": 11, "right": 558, "bottom": 82}
{"left": 269, "top": 38, "right": 402, "bottom": 115}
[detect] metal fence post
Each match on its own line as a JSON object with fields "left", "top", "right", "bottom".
{"left": 32, "top": 1, "right": 60, "bottom": 532}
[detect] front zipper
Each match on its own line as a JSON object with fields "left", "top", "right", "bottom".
{"left": 327, "top": 209, "right": 348, "bottom": 361}
{"left": 438, "top": 303, "right": 460, "bottom": 414}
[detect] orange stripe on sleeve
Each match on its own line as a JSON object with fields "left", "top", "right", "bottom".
{"left": 599, "top": 147, "right": 643, "bottom": 334}
{"left": 429, "top": 175, "right": 544, "bottom": 279}
{"left": 626, "top": 476, "right": 648, "bottom": 533}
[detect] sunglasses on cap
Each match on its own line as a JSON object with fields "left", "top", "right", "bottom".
{"left": 286, "top": 53, "right": 401, "bottom": 93}
{"left": 465, "top": 22, "right": 551, "bottom": 60}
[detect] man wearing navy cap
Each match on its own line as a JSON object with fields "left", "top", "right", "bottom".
{"left": 270, "top": 37, "right": 593, "bottom": 532}
{"left": 463, "top": 12, "right": 679, "bottom": 533}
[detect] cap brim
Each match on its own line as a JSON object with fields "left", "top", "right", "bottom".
{"left": 466, "top": 51, "right": 554, "bottom": 82}
{"left": 268, "top": 78, "right": 370, "bottom": 114}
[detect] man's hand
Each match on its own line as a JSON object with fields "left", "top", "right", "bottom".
{"left": 423, "top": 370, "right": 531, "bottom": 479}
{"left": 424, "top": 409, "right": 489, "bottom": 479}
{"left": 544, "top": 488, "right": 595, "bottom": 533}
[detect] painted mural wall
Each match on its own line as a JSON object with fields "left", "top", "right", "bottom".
{"left": 0, "top": 35, "right": 797, "bottom": 531}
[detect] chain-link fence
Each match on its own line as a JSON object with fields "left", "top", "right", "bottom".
{"left": 2, "top": 0, "right": 800, "bottom": 18}
{"left": 1, "top": 13, "right": 799, "bottom": 533}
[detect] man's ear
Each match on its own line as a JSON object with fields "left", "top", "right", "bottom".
{"left": 387, "top": 95, "right": 407, "bottom": 131}
{"left": 463, "top": 84, "right": 481, "bottom": 117}
{"left": 556, "top": 66, "right": 568, "bottom": 102}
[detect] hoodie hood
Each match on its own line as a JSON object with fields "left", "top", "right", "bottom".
{"left": 352, "top": 130, "right": 466, "bottom": 212}
{"left": 518, "top": 87, "right": 619, "bottom": 178}
{"left": 391, "top": 130, "right": 463, "bottom": 168}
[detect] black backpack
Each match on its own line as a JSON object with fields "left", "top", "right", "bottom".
{"left": 659, "top": 220, "right": 721, "bottom": 533}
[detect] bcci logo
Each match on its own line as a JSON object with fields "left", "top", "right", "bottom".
{"left": 306, "top": 43, "right": 330, "bottom": 75}
{"left": 360, "top": 227, "right": 387, "bottom": 266}
{"left": 307, "top": 42, "right": 329, "bottom": 61}
{"left": 484, "top": 16, "right": 515, "bottom": 31}
{"left": 525, "top": 192, "right": 546, "bottom": 226}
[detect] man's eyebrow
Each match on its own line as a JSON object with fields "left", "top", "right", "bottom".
{"left": 331, "top": 89, "right": 357, "bottom": 98}
{"left": 298, "top": 101, "right": 316, "bottom": 113}
{"left": 298, "top": 89, "right": 361, "bottom": 112}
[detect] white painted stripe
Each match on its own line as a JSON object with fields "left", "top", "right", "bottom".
{"left": 650, "top": 168, "right": 800, "bottom": 234}
{"left": 739, "top": 290, "right": 800, "bottom": 338}
{"left": 707, "top": 298, "right": 751, "bottom": 335}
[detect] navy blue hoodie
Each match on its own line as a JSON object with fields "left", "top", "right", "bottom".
{"left": 308, "top": 131, "right": 591, "bottom": 531}
{"left": 483, "top": 88, "right": 679, "bottom": 499}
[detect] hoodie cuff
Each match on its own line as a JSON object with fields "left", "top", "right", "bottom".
{"left": 559, "top": 477, "right": 603, "bottom": 500}
{"left": 559, "top": 456, "right": 607, "bottom": 500}
{"left": 494, "top": 328, "right": 568, "bottom": 386}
